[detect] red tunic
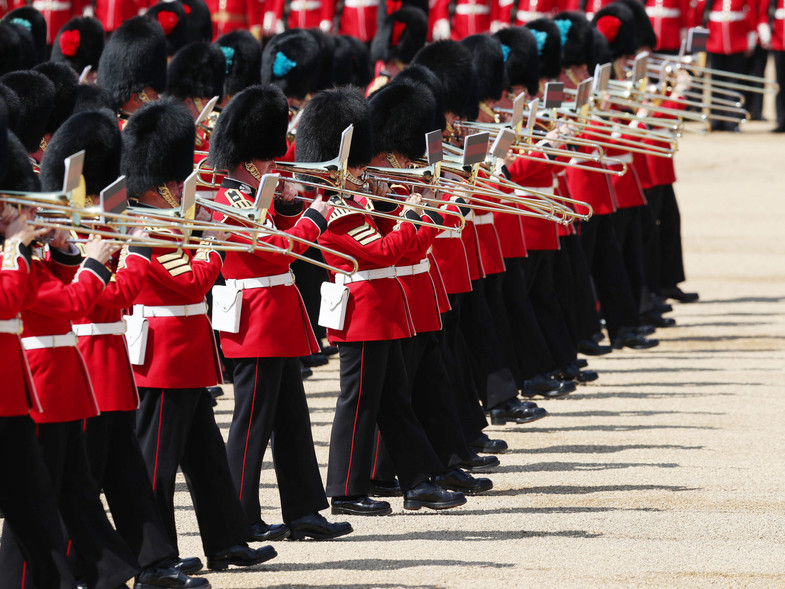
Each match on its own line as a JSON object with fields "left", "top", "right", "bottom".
{"left": 511, "top": 0, "right": 560, "bottom": 25}
{"left": 131, "top": 234, "right": 224, "bottom": 389}
{"left": 214, "top": 178, "right": 324, "bottom": 358}
{"left": 23, "top": 250, "right": 110, "bottom": 424}
{"left": 73, "top": 246, "right": 151, "bottom": 413}
{"left": 339, "top": 0, "right": 379, "bottom": 42}
{"left": 706, "top": 0, "right": 756, "bottom": 54}
{"left": 0, "top": 239, "right": 40, "bottom": 417}
{"left": 267, "top": 0, "right": 335, "bottom": 30}
{"left": 645, "top": 0, "right": 690, "bottom": 50}
{"left": 758, "top": 0, "right": 785, "bottom": 51}
{"left": 206, "top": 0, "right": 263, "bottom": 39}
{"left": 32, "top": 0, "right": 85, "bottom": 44}
{"left": 445, "top": 0, "right": 496, "bottom": 39}
{"left": 95, "top": 0, "right": 151, "bottom": 32}
{"left": 318, "top": 195, "right": 418, "bottom": 343}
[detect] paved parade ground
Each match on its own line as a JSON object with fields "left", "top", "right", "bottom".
{"left": 171, "top": 120, "right": 785, "bottom": 588}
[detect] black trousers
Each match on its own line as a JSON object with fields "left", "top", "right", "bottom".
{"left": 0, "top": 416, "right": 75, "bottom": 589}
{"left": 226, "top": 357, "right": 328, "bottom": 524}
{"left": 708, "top": 52, "right": 748, "bottom": 129}
{"left": 614, "top": 206, "right": 651, "bottom": 315}
{"left": 553, "top": 234, "right": 602, "bottom": 345}
{"left": 522, "top": 251, "right": 577, "bottom": 369}
{"left": 658, "top": 184, "right": 687, "bottom": 289}
{"left": 325, "top": 340, "right": 443, "bottom": 497}
{"left": 579, "top": 214, "right": 640, "bottom": 342}
{"left": 461, "top": 278, "right": 520, "bottom": 408}
{"left": 291, "top": 249, "right": 329, "bottom": 343}
{"left": 775, "top": 51, "right": 785, "bottom": 130}
{"left": 501, "top": 257, "right": 557, "bottom": 381}
{"left": 84, "top": 411, "right": 177, "bottom": 569}
{"left": 135, "top": 388, "right": 251, "bottom": 556}
{"left": 0, "top": 420, "right": 139, "bottom": 589}
{"left": 744, "top": 44, "right": 767, "bottom": 119}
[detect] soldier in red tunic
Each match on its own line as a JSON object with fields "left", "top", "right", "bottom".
{"left": 758, "top": 0, "right": 785, "bottom": 131}
{"left": 122, "top": 100, "right": 276, "bottom": 572}
{"left": 50, "top": 16, "right": 105, "bottom": 84}
{"left": 209, "top": 84, "right": 353, "bottom": 542}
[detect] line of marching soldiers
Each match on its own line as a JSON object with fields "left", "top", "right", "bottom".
{"left": 0, "top": 2, "right": 720, "bottom": 589}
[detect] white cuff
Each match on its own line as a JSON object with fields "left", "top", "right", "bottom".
{"left": 757, "top": 22, "right": 772, "bottom": 46}
{"left": 432, "top": 18, "right": 450, "bottom": 41}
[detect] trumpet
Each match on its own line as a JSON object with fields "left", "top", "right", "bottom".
{"left": 647, "top": 52, "right": 779, "bottom": 95}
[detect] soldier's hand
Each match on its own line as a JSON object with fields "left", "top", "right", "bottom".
{"left": 279, "top": 182, "right": 299, "bottom": 204}
{"left": 308, "top": 195, "right": 329, "bottom": 218}
{"left": 50, "top": 228, "right": 72, "bottom": 251}
{"left": 84, "top": 235, "right": 121, "bottom": 264}
{"left": 403, "top": 193, "right": 423, "bottom": 217}
{"left": 203, "top": 229, "right": 229, "bottom": 243}
{"left": 4, "top": 212, "right": 48, "bottom": 246}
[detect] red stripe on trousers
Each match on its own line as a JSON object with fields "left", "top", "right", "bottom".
{"left": 345, "top": 342, "right": 365, "bottom": 496}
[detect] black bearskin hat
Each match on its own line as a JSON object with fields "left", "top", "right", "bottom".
{"left": 181, "top": 0, "right": 213, "bottom": 43}
{"left": 493, "top": 26, "right": 540, "bottom": 96}
{"left": 526, "top": 18, "right": 562, "bottom": 79}
{"left": 215, "top": 30, "right": 262, "bottom": 97}
{"left": 51, "top": 17, "right": 105, "bottom": 75}
{"left": 333, "top": 35, "right": 373, "bottom": 88}
{"left": 1, "top": 133, "right": 40, "bottom": 192}
{"left": 371, "top": 6, "right": 428, "bottom": 66}
{"left": 40, "top": 110, "right": 122, "bottom": 196}
{"left": 3, "top": 7, "right": 46, "bottom": 65}
{"left": 304, "top": 28, "right": 335, "bottom": 92}
{"left": 145, "top": 1, "right": 189, "bottom": 57}
{"left": 592, "top": 3, "right": 638, "bottom": 59}
{"left": 461, "top": 34, "right": 505, "bottom": 102}
{"left": 0, "top": 71, "right": 55, "bottom": 152}
{"left": 393, "top": 64, "right": 446, "bottom": 131}
{"left": 261, "top": 29, "right": 321, "bottom": 100}
{"left": 553, "top": 12, "right": 594, "bottom": 68}
{"left": 72, "top": 84, "right": 120, "bottom": 115}
{"left": 0, "top": 22, "right": 26, "bottom": 75}
{"left": 167, "top": 41, "right": 225, "bottom": 100}
{"left": 0, "top": 97, "right": 7, "bottom": 183}
{"left": 296, "top": 87, "right": 374, "bottom": 168}
{"left": 97, "top": 16, "right": 167, "bottom": 106}
{"left": 615, "top": 0, "right": 657, "bottom": 50}
{"left": 120, "top": 100, "right": 195, "bottom": 199}
{"left": 209, "top": 85, "right": 289, "bottom": 170}
{"left": 412, "top": 40, "right": 479, "bottom": 119}
{"left": 33, "top": 62, "right": 79, "bottom": 136}
{"left": 590, "top": 28, "right": 613, "bottom": 71}
{"left": 369, "top": 81, "right": 437, "bottom": 160}
{"left": 0, "top": 84, "right": 21, "bottom": 133}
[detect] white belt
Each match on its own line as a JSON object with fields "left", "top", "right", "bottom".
{"left": 134, "top": 302, "right": 207, "bottom": 318}
{"left": 22, "top": 332, "right": 77, "bottom": 350}
{"left": 225, "top": 271, "right": 295, "bottom": 290}
{"left": 456, "top": 3, "right": 491, "bottom": 15}
{"left": 337, "top": 266, "right": 397, "bottom": 284}
{"left": 775, "top": 7, "right": 785, "bottom": 18}
{"left": 709, "top": 10, "right": 747, "bottom": 22}
{"left": 0, "top": 318, "right": 22, "bottom": 335}
{"left": 436, "top": 228, "right": 462, "bottom": 239}
{"left": 516, "top": 9, "right": 544, "bottom": 21}
{"left": 609, "top": 153, "right": 634, "bottom": 164}
{"left": 473, "top": 212, "right": 495, "bottom": 225}
{"left": 73, "top": 321, "right": 127, "bottom": 337}
{"left": 516, "top": 185, "right": 555, "bottom": 196}
{"left": 645, "top": 6, "right": 681, "bottom": 18}
{"left": 343, "top": 0, "right": 379, "bottom": 7}
{"left": 290, "top": 0, "right": 321, "bottom": 10}
{"left": 32, "top": 0, "right": 72, "bottom": 9}
{"left": 395, "top": 259, "right": 430, "bottom": 277}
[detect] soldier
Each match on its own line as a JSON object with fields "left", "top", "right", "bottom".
{"left": 209, "top": 84, "right": 353, "bottom": 541}
{"left": 122, "top": 100, "right": 276, "bottom": 571}
{"left": 643, "top": 0, "right": 690, "bottom": 52}
{"left": 50, "top": 16, "right": 105, "bottom": 84}
{"left": 205, "top": 0, "right": 263, "bottom": 40}
{"left": 298, "top": 86, "right": 466, "bottom": 515}
{"left": 758, "top": 0, "right": 785, "bottom": 132}
{"left": 214, "top": 29, "right": 262, "bottom": 105}
{"left": 367, "top": 6, "right": 429, "bottom": 94}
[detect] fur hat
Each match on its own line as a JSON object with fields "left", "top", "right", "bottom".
{"left": 3, "top": 7, "right": 46, "bottom": 65}
{"left": 615, "top": 0, "right": 657, "bottom": 50}
{"left": 1, "top": 132, "right": 40, "bottom": 192}
{"left": 51, "top": 17, "right": 105, "bottom": 75}
{"left": 304, "top": 28, "right": 335, "bottom": 92}
{"left": 592, "top": 3, "right": 637, "bottom": 59}
{"left": 553, "top": 11, "right": 594, "bottom": 68}
{"left": 145, "top": 1, "right": 189, "bottom": 57}
{"left": 72, "top": 84, "right": 120, "bottom": 115}
{"left": 0, "top": 22, "right": 26, "bottom": 75}
{"left": 120, "top": 99, "right": 195, "bottom": 199}
{"left": 412, "top": 40, "right": 479, "bottom": 119}
{"left": 461, "top": 34, "right": 505, "bottom": 102}
{"left": 333, "top": 35, "right": 373, "bottom": 88}
{"left": 208, "top": 85, "right": 289, "bottom": 170}
{"left": 0, "top": 71, "right": 55, "bottom": 152}
{"left": 493, "top": 26, "right": 540, "bottom": 96}
{"left": 40, "top": 110, "right": 121, "bottom": 196}
{"left": 181, "top": 0, "right": 213, "bottom": 44}
{"left": 261, "top": 29, "right": 321, "bottom": 100}
{"left": 0, "top": 84, "right": 21, "bottom": 133}
{"left": 97, "top": 16, "right": 167, "bottom": 106}
{"left": 296, "top": 87, "right": 374, "bottom": 168}
{"left": 393, "top": 64, "right": 446, "bottom": 131}
{"left": 371, "top": 6, "right": 428, "bottom": 66}
{"left": 215, "top": 30, "right": 262, "bottom": 97}
{"left": 590, "top": 28, "right": 613, "bottom": 70}
{"left": 33, "top": 62, "right": 79, "bottom": 136}
{"left": 369, "top": 80, "right": 437, "bottom": 160}
{"left": 525, "top": 18, "right": 562, "bottom": 79}
{"left": 0, "top": 97, "right": 7, "bottom": 183}
{"left": 167, "top": 41, "right": 225, "bottom": 101}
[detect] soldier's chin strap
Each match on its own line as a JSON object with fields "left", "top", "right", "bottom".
{"left": 244, "top": 161, "right": 262, "bottom": 181}
{"left": 385, "top": 153, "right": 402, "bottom": 169}
{"left": 479, "top": 102, "right": 500, "bottom": 123}
{"left": 157, "top": 185, "right": 180, "bottom": 208}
